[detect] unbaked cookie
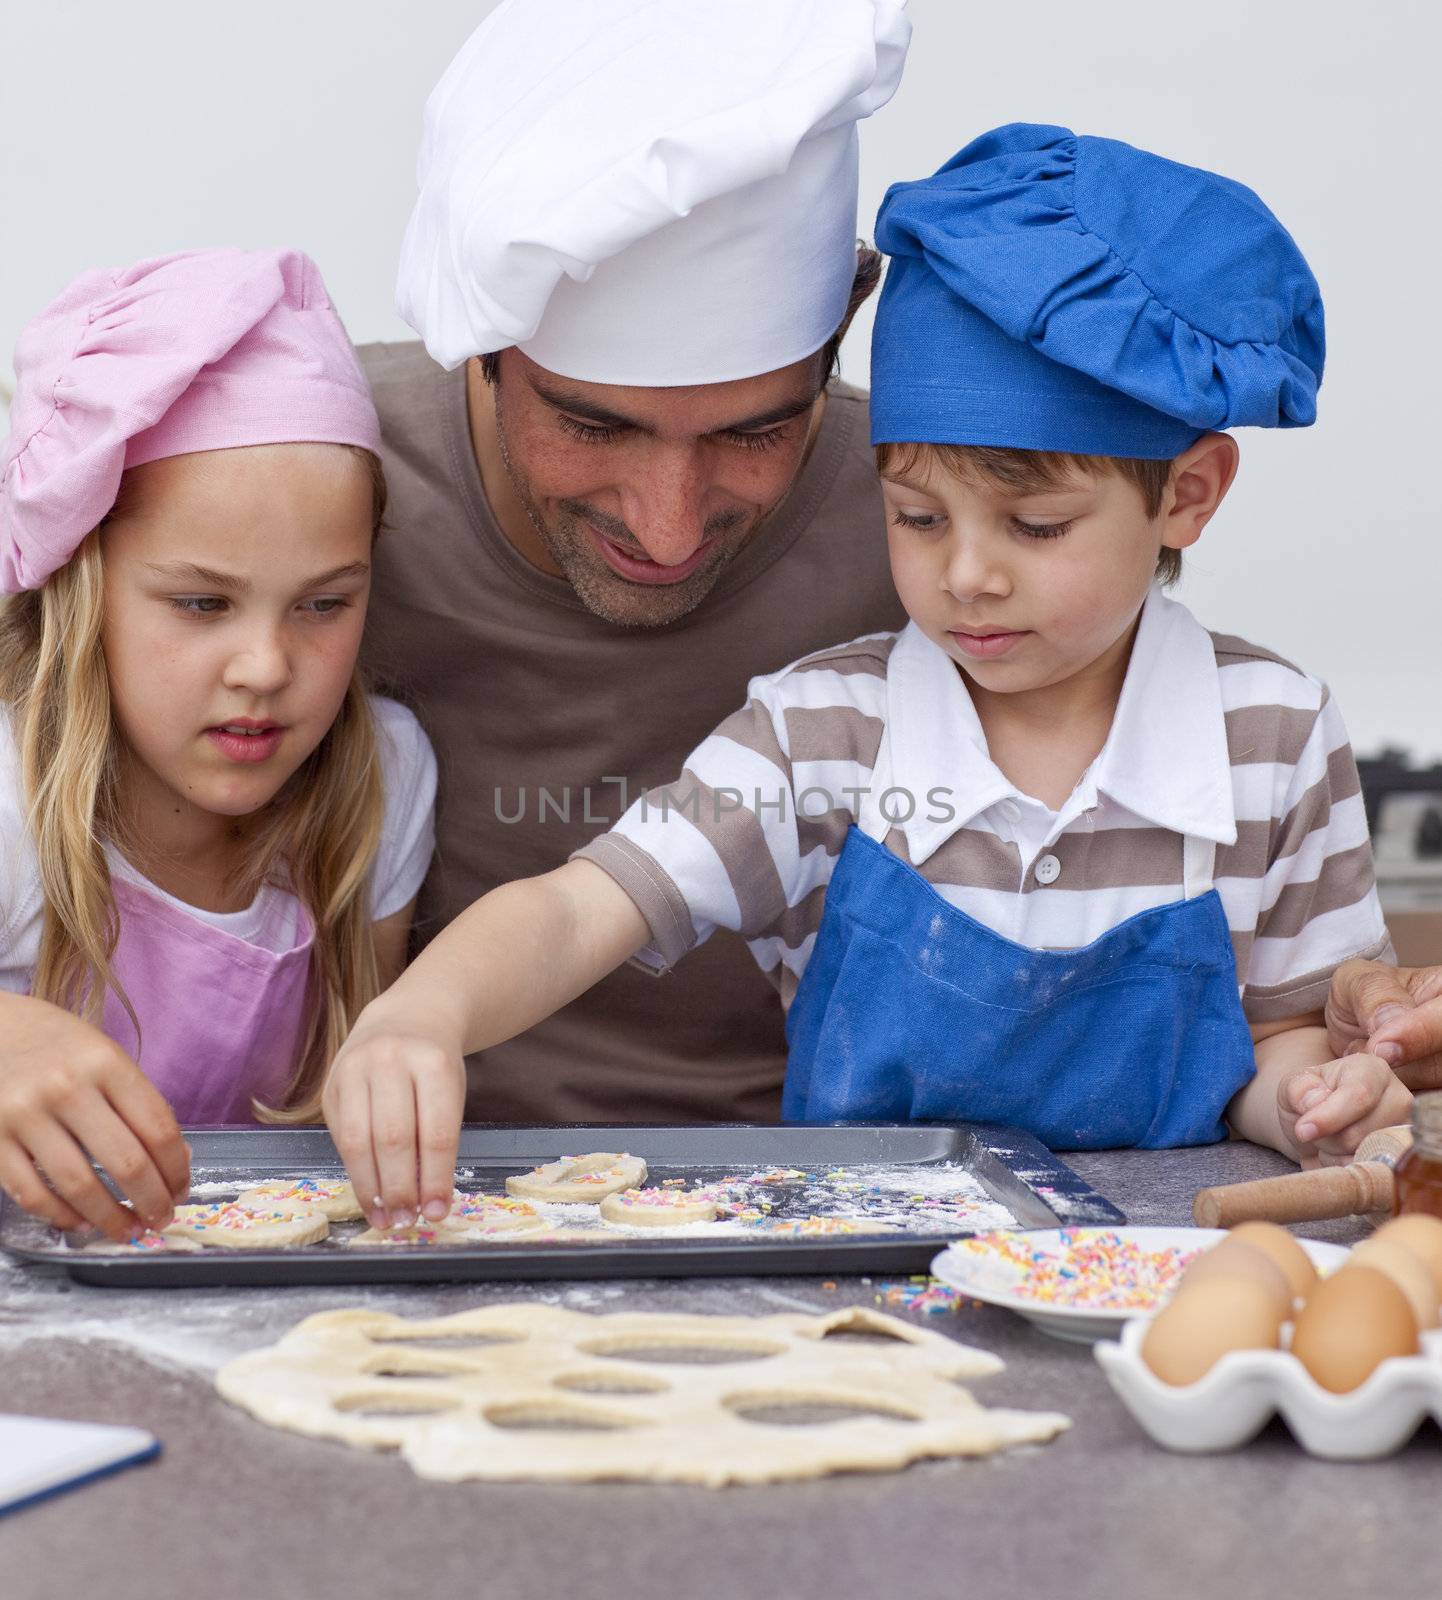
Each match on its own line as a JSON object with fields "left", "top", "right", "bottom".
{"left": 162, "top": 1201, "right": 330, "bottom": 1249}
{"left": 505, "top": 1153, "right": 647, "bottom": 1203}
{"left": 79, "top": 1229, "right": 203, "bottom": 1254}
{"left": 234, "top": 1177, "right": 363, "bottom": 1222}
{"left": 348, "top": 1194, "right": 547, "bottom": 1248}
{"left": 598, "top": 1188, "right": 718, "bottom": 1227}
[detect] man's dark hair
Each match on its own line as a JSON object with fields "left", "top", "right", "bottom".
{"left": 476, "top": 243, "right": 883, "bottom": 390}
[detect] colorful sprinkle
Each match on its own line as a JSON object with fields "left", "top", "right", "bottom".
{"left": 875, "top": 1277, "right": 974, "bottom": 1315}
{"left": 956, "top": 1229, "right": 1199, "bottom": 1311}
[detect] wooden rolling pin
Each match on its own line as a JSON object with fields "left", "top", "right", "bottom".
{"left": 1192, "top": 1124, "right": 1412, "bottom": 1228}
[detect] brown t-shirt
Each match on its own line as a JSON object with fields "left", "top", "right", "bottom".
{"left": 357, "top": 341, "right": 906, "bottom": 1123}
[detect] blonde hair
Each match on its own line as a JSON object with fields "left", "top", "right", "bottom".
{"left": 0, "top": 448, "right": 389, "bottom": 1122}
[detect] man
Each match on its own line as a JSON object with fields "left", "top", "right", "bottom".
{"left": 359, "top": 0, "right": 912, "bottom": 1123}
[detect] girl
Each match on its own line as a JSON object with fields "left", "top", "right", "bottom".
{"left": 0, "top": 249, "right": 436, "bottom": 1242}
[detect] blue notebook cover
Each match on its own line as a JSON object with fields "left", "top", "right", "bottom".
{"left": 0, "top": 1414, "right": 161, "bottom": 1517}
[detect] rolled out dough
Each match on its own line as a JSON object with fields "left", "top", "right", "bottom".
{"left": 216, "top": 1303, "right": 1070, "bottom": 1486}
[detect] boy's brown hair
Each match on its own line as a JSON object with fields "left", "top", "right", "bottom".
{"left": 875, "top": 441, "right": 1180, "bottom": 585}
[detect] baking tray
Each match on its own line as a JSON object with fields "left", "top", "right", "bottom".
{"left": 0, "top": 1121, "right": 1124, "bottom": 1288}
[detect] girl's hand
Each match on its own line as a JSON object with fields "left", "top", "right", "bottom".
{"left": 0, "top": 994, "right": 190, "bottom": 1241}
{"left": 322, "top": 1006, "right": 467, "bottom": 1231}
{"left": 1279, "top": 1054, "right": 1413, "bottom": 1167}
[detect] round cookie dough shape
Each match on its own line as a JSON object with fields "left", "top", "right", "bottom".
{"left": 348, "top": 1195, "right": 548, "bottom": 1248}
{"left": 599, "top": 1188, "right": 719, "bottom": 1228}
{"left": 80, "top": 1229, "right": 203, "bottom": 1255}
{"left": 451, "top": 1195, "right": 549, "bottom": 1235}
{"left": 163, "top": 1202, "right": 330, "bottom": 1249}
{"left": 506, "top": 1153, "right": 647, "bottom": 1203}
{"left": 235, "top": 1178, "right": 364, "bottom": 1222}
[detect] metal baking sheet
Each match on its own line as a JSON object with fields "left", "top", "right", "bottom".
{"left": 0, "top": 1122, "right": 1124, "bottom": 1288}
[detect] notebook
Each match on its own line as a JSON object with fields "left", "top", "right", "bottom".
{"left": 0, "top": 1414, "right": 160, "bottom": 1516}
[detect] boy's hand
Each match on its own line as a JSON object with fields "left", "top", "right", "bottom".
{"left": 1279, "top": 1054, "right": 1413, "bottom": 1166}
{"left": 322, "top": 1008, "right": 467, "bottom": 1231}
{"left": 0, "top": 994, "right": 190, "bottom": 1242}
{"left": 1326, "top": 958, "right": 1442, "bottom": 1091}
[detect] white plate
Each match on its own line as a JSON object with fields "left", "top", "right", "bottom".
{"left": 930, "top": 1227, "right": 1349, "bottom": 1343}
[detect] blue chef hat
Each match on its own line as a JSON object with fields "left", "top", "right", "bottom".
{"left": 869, "top": 123, "right": 1325, "bottom": 458}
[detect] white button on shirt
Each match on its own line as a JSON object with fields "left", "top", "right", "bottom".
{"left": 1034, "top": 853, "right": 1062, "bottom": 885}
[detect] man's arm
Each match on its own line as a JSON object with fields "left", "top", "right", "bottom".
{"left": 1326, "top": 958, "right": 1442, "bottom": 1090}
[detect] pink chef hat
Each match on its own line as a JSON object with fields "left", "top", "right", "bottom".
{"left": 0, "top": 248, "right": 381, "bottom": 594}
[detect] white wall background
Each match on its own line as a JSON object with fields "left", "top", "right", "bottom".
{"left": 3, "top": 0, "right": 1438, "bottom": 759}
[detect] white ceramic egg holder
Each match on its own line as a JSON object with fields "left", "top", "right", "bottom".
{"left": 1095, "top": 1318, "right": 1442, "bottom": 1459}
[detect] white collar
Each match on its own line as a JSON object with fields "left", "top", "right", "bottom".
{"left": 881, "top": 587, "right": 1236, "bottom": 866}
{"left": 1093, "top": 586, "right": 1237, "bottom": 847}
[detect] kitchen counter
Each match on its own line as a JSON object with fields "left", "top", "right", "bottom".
{"left": 3, "top": 1139, "right": 1436, "bottom": 1600}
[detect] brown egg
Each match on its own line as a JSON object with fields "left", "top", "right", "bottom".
{"left": 1371, "top": 1214, "right": 1442, "bottom": 1298}
{"left": 1348, "top": 1239, "right": 1441, "bottom": 1330}
{"left": 1141, "top": 1276, "right": 1284, "bottom": 1387}
{"left": 1226, "top": 1222, "right": 1317, "bottom": 1301}
{"left": 1175, "top": 1239, "right": 1293, "bottom": 1319}
{"left": 1290, "top": 1265, "right": 1419, "bottom": 1393}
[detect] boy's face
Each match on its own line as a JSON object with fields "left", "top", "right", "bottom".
{"left": 880, "top": 456, "right": 1184, "bottom": 700}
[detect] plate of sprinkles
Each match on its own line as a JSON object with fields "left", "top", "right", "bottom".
{"left": 931, "top": 1228, "right": 1232, "bottom": 1342}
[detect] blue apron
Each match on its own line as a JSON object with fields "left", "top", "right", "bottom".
{"left": 782, "top": 763, "right": 1256, "bottom": 1149}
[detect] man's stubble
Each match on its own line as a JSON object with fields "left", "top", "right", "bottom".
{"left": 492, "top": 404, "right": 771, "bottom": 630}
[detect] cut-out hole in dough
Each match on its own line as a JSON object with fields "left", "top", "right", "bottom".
{"left": 333, "top": 1392, "right": 462, "bottom": 1420}
{"left": 552, "top": 1370, "right": 672, "bottom": 1396}
{"left": 578, "top": 1338, "right": 786, "bottom": 1366}
{"left": 723, "top": 1392, "right": 922, "bottom": 1428}
{"left": 367, "top": 1333, "right": 524, "bottom": 1351}
{"left": 483, "top": 1401, "right": 638, "bottom": 1433}
{"left": 817, "top": 1326, "right": 916, "bottom": 1346}
{"left": 363, "top": 1364, "right": 464, "bottom": 1381}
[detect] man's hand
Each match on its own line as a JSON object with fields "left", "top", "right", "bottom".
{"left": 1279, "top": 1053, "right": 1413, "bottom": 1167}
{"left": 322, "top": 1006, "right": 467, "bottom": 1231}
{"left": 0, "top": 994, "right": 190, "bottom": 1242}
{"left": 1326, "top": 959, "right": 1442, "bottom": 1091}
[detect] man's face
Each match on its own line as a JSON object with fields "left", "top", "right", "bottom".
{"left": 485, "top": 348, "right": 825, "bottom": 627}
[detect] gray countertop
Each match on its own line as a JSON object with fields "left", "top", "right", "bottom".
{"left": 2, "top": 1140, "right": 1437, "bottom": 1600}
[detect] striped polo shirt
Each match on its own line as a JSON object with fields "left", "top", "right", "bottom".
{"left": 576, "top": 587, "right": 1391, "bottom": 1025}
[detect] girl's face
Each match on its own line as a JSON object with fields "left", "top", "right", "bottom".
{"left": 100, "top": 444, "right": 373, "bottom": 840}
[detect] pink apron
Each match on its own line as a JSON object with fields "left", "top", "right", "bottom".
{"left": 100, "top": 876, "right": 314, "bottom": 1124}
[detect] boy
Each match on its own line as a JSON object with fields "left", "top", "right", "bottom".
{"left": 326, "top": 124, "right": 1406, "bottom": 1230}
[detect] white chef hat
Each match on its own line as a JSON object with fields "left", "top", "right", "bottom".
{"left": 396, "top": 0, "right": 911, "bottom": 384}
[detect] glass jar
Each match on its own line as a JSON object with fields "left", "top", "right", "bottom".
{"left": 1393, "top": 1091, "right": 1442, "bottom": 1219}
